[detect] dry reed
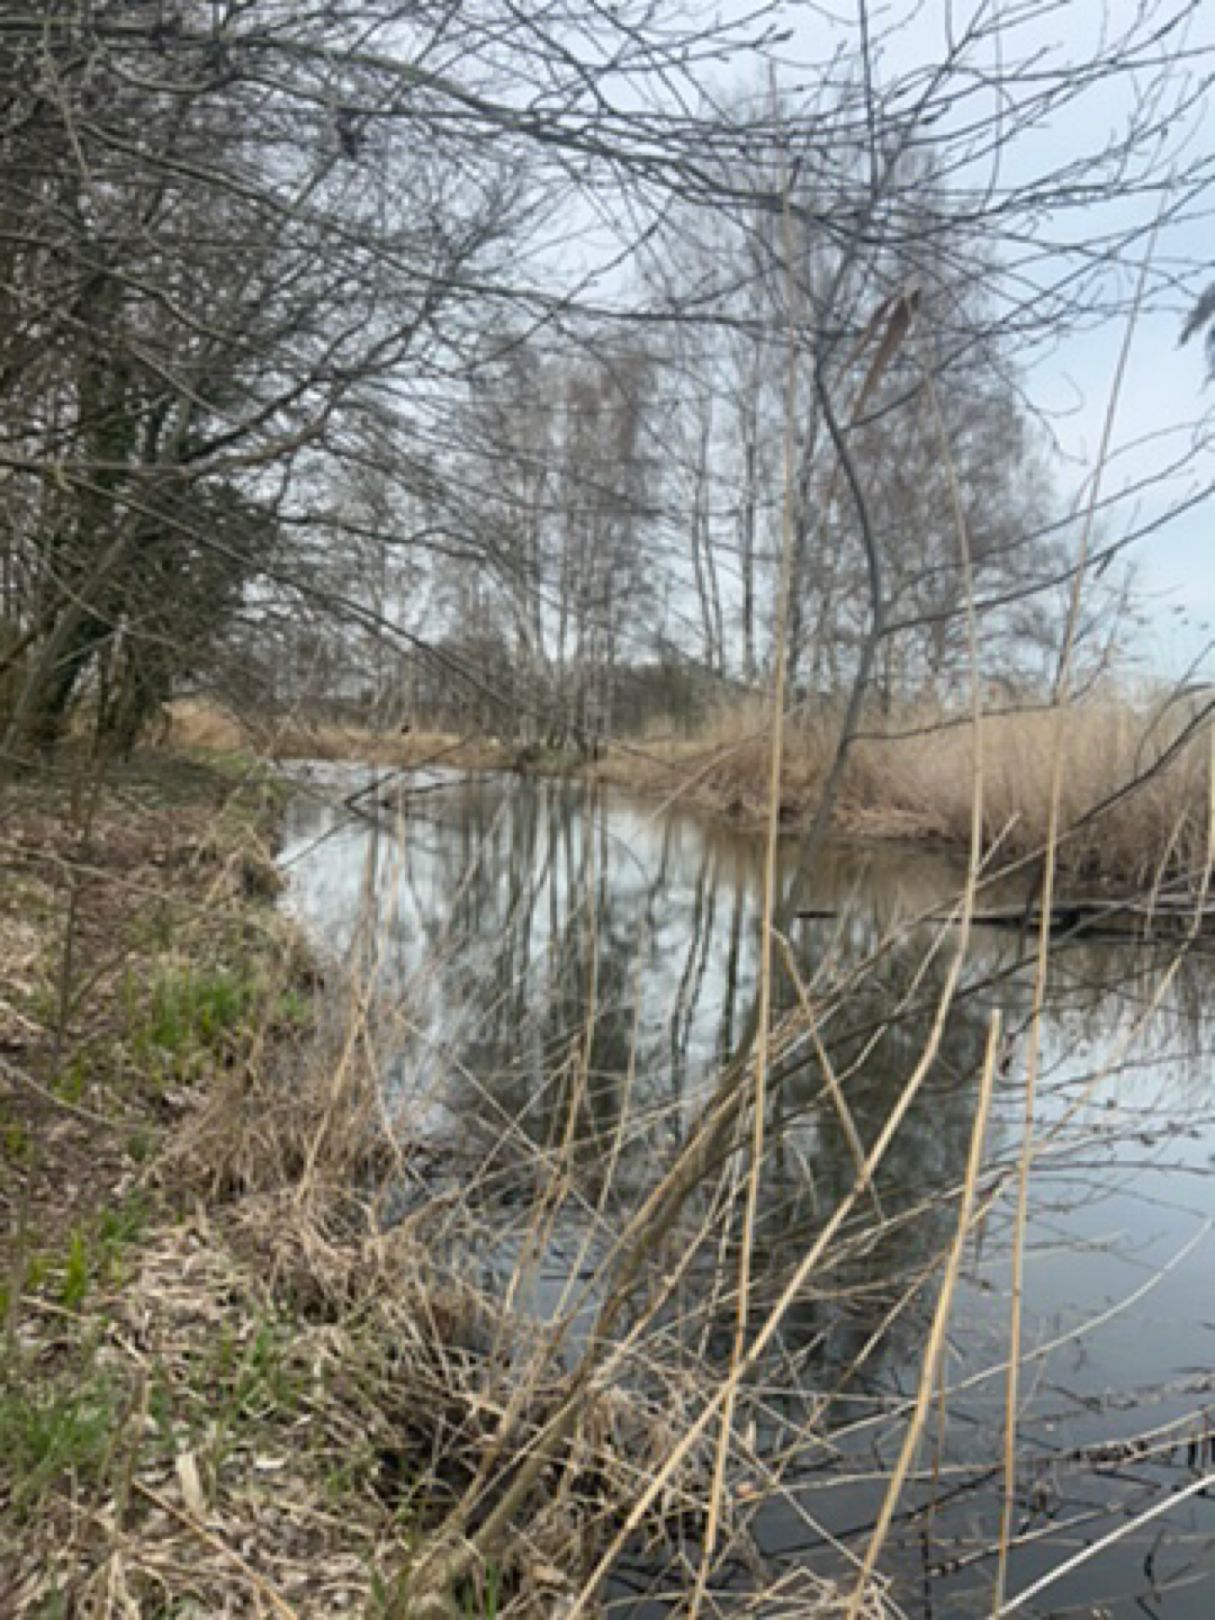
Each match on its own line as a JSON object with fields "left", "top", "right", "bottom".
{"left": 167, "top": 697, "right": 511, "bottom": 771}
{"left": 10, "top": 669, "right": 1207, "bottom": 1620}
{"left": 601, "top": 694, "right": 1214, "bottom": 889}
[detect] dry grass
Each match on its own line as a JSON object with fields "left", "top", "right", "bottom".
{"left": 601, "top": 694, "right": 1215, "bottom": 888}
{"left": 1, "top": 748, "right": 878, "bottom": 1620}
{"left": 596, "top": 697, "right": 833, "bottom": 821}
{"left": 0, "top": 1196, "right": 724, "bottom": 1619}
{"left": 167, "top": 698, "right": 513, "bottom": 771}
{"left": 162, "top": 998, "right": 392, "bottom": 1210}
{"left": 10, "top": 720, "right": 1199, "bottom": 1616}
{"left": 851, "top": 700, "right": 1213, "bottom": 885}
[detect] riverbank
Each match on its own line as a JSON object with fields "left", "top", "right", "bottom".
{"left": 167, "top": 697, "right": 516, "bottom": 773}
{"left": 0, "top": 752, "right": 398, "bottom": 1613}
{"left": 10, "top": 741, "right": 1206, "bottom": 1613}
{"left": 2, "top": 750, "right": 870, "bottom": 1619}
{"left": 170, "top": 693, "right": 1214, "bottom": 893}
{"left": 596, "top": 697, "right": 1214, "bottom": 890}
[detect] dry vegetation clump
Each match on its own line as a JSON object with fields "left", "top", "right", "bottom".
{"left": 168, "top": 697, "right": 513, "bottom": 772}
{"left": 2, "top": 749, "right": 876, "bottom": 1619}
{"left": 843, "top": 700, "right": 1214, "bottom": 886}
{"left": 604, "top": 695, "right": 1213, "bottom": 889}
{"left": 183, "top": 1055, "right": 753, "bottom": 1618}
{"left": 161, "top": 997, "right": 397, "bottom": 1206}
{"left": 3, "top": 1191, "right": 729, "bottom": 1620}
{"left": 598, "top": 697, "right": 844, "bottom": 823}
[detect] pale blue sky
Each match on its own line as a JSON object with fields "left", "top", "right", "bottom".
{"left": 751, "top": 0, "right": 1215, "bottom": 677}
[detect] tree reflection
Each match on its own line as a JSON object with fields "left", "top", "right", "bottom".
{"left": 279, "top": 772, "right": 1215, "bottom": 1618}
{"left": 282, "top": 772, "right": 1214, "bottom": 1398}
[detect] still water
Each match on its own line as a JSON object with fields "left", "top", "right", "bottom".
{"left": 279, "top": 766, "right": 1215, "bottom": 1618}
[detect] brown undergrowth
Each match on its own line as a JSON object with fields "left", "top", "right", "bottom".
{"left": 171, "top": 691, "right": 1215, "bottom": 893}
{"left": 167, "top": 697, "right": 514, "bottom": 773}
{"left": 2, "top": 749, "right": 869, "bottom": 1619}
{"left": 597, "top": 694, "right": 1215, "bottom": 890}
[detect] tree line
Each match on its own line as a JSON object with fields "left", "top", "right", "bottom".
{"left": 0, "top": 1, "right": 1208, "bottom": 765}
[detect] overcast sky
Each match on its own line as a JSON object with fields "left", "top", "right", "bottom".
{"left": 728, "top": 0, "right": 1215, "bottom": 678}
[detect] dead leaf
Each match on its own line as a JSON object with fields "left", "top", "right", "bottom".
{"left": 175, "top": 1450, "right": 207, "bottom": 1519}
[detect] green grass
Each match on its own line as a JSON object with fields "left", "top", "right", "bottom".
{"left": 123, "top": 965, "right": 262, "bottom": 1088}
{"left": 1, "top": 1107, "right": 33, "bottom": 1164}
{"left": 211, "top": 1317, "right": 303, "bottom": 1422}
{"left": 17, "top": 1194, "right": 153, "bottom": 1311}
{"left": 123, "top": 963, "right": 311, "bottom": 1090}
{"left": 143, "top": 968, "right": 258, "bottom": 1050}
{"left": 52, "top": 1052, "right": 88, "bottom": 1104}
{"left": 460, "top": 1563, "right": 503, "bottom": 1619}
{"left": 188, "top": 1314, "right": 312, "bottom": 1485}
{"left": 96, "top": 1194, "right": 150, "bottom": 1251}
{"left": 60, "top": 1230, "right": 89, "bottom": 1310}
{"left": 26, "top": 1588, "right": 71, "bottom": 1620}
{"left": 0, "top": 1370, "right": 120, "bottom": 1519}
{"left": 126, "top": 1125, "right": 155, "bottom": 1163}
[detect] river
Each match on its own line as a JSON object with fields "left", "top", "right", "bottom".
{"left": 278, "top": 765, "right": 1215, "bottom": 1618}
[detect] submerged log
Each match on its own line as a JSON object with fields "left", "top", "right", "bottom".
{"left": 795, "top": 895, "right": 1215, "bottom": 937}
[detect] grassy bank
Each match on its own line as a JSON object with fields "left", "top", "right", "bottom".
{"left": 167, "top": 698, "right": 515, "bottom": 772}
{"left": 2, "top": 749, "right": 871, "bottom": 1619}
{"left": 0, "top": 753, "right": 392, "bottom": 1614}
{"left": 0, "top": 756, "right": 468, "bottom": 1612}
{"left": 597, "top": 695, "right": 1215, "bottom": 890}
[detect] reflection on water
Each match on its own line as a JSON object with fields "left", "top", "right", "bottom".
{"left": 279, "top": 767, "right": 1215, "bottom": 1618}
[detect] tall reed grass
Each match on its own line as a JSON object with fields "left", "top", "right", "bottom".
{"left": 603, "top": 694, "right": 1214, "bottom": 889}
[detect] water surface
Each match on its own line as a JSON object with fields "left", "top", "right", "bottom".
{"left": 279, "top": 767, "right": 1215, "bottom": 1617}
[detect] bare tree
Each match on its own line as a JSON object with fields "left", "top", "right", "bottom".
{"left": 2, "top": 0, "right": 1208, "bottom": 765}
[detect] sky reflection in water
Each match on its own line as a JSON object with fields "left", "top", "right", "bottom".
{"left": 279, "top": 767, "right": 1215, "bottom": 1617}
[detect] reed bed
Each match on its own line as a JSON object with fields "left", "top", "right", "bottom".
{"left": 169, "top": 690, "right": 1214, "bottom": 889}
{"left": 601, "top": 694, "right": 1214, "bottom": 889}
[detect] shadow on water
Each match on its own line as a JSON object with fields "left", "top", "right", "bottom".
{"left": 280, "top": 765, "right": 1215, "bottom": 1618}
